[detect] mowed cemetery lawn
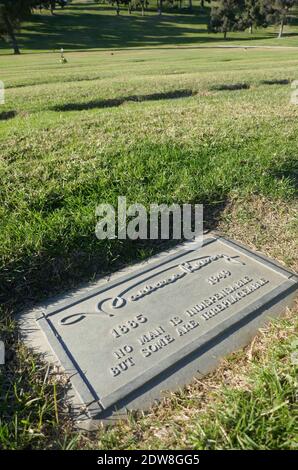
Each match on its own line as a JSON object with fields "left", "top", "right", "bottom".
{"left": 2, "top": 1, "right": 298, "bottom": 53}
{"left": 0, "top": 15, "right": 298, "bottom": 449}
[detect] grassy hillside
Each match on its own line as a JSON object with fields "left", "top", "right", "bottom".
{"left": 0, "top": 3, "right": 297, "bottom": 451}
{"left": 1, "top": 47, "right": 298, "bottom": 301}
{"left": 1, "top": 1, "right": 298, "bottom": 54}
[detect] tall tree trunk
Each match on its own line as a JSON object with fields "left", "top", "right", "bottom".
{"left": 189, "top": 0, "right": 192, "bottom": 11}
{"left": 249, "top": 25, "right": 253, "bottom": 34}
{"left": 50, "top": 0, "right": 56, "bottom": 15}
{"left": 158, "top": 0, "right": 163, "bottom": 15}
{"left": 4, "top": 15, "right": 20, "bottom": 54}
{"left": 224, "top": 30, "right": 227, "bottom": 40}
{"left": 278, "top": 17, "right": 284, "bottom": 38}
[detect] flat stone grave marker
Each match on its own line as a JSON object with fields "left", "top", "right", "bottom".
{"left": 19, "top": 236, "right": 297, "bottom": 428}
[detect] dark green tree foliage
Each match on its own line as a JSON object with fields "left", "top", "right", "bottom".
{"left": 244, "top": 0, "right": 267, "bottom": 33}
{"left": 95, "top": 0, "right": 148, "bottom": 16}
{"left": 0, "top": 1, "right": 69, "bottom": 54}
{"left": 209, "top": 0, "right": 247, "bottom": 39}
{"left": 36, "top": 1, "right": 56, "bottom": 14}
{"left": 261, "top": 0, "right": 298, "bottom": 37}
{"left": 33, "top": 1, "right": 69, "bottom": 14}
{"left": 0, "top": 0, "right": 32, "bottom": 54}
{"left": 210, "top": 0, "right": 298, "bottom": 38}
{"left": 200, "top": 0, "right": 211, "bottom": 8}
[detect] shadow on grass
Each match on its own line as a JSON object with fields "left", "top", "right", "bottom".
{"left": 2, "top": 144, "right": 297, "bottom": 312}
{"left": 0, "top": 3, "right": 281, "bottom": 53}
{"left": 52, "top": 89, "right": 195, "bottom": 111}
{"left": 0, "top": 198, "right": 228, "bottom": 311}
{"left": 0, "top": 110, "right": 17, "bottom": 121}
{"left": 268, "top": 156, "right": 298, "bottom": 190}
{"left": 210, "top": 83, "right": 250, "bottom": 91}
{"left": 260, "top": 79, "right": 290, "bottom": 85}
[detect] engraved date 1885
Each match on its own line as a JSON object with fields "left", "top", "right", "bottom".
{"left": 111, "top": 314, "right": 148, "bottom": 339}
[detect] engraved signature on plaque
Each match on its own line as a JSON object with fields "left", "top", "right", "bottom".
{"left": 59, "top": 254, "right": 244, "bottom": 326}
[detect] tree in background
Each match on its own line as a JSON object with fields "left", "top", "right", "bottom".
{"left": 32, "top": 1, "right": 57, "bottom": 15}
{"left": 209, "top": 0, "right": 298, "bottom": 38}
{"left": 124, "top": 0, "right": 148, "bottom": 15}
{"left": 200, "top": 0, "right": 211, "bottom": 8}
{"left": 46, "top": 0, "right": 56, "bottom": 14}
{"left": 261, "top": 0, "right": 298, "bottom": 38}
{"left": 0, "top": 1, "right": 69, "bottom": 54}
{"left": 0, "top": 0, "right": 32, "bottom": 54}
{"left": 244, "top": 0, "right": 267, "bottom": 33}
{"left": 209, "top": 0, "right": 246, "bottom": 39}
{"left": 157, "top": 0, "right": 163, "bottom": 15}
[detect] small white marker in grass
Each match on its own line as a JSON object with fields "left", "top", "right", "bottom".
{"left": 290, "top": 339, "right": 298, "bottom": 365}
{"left": 290, "top": 80, "right": 298, "bottom": 104}
{"left": 60, "top": 47, "right": 67, "bottom": 64}
{"left": 0, "top": 81, "right": 4, "bottom": 104}
{"left": 0, "top": 341, "right": 4, "bottom": 365}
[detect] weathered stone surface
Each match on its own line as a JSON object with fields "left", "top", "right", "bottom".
{"left": 19, "top": 236, "right": 297, "bottom": 428}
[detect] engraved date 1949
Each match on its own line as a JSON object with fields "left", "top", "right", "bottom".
{"left": 208, "top": 269, "right": 231, "bottom": 285}
{"left": 111, "top": 314, "right": 148, "bottom": 339}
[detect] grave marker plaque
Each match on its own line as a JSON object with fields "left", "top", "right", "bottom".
{"left": 20, "top": 237, "right": 297, "bottom": 428}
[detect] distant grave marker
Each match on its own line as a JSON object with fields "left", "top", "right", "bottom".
{"left": 19, "top": 237, "right": 297, "bottom": 429}
{"left": 0, "top": 341, "right": 4, "bottom": 365}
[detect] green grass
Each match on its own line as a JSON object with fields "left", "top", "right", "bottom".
{"left": 1, "top": 1, "right": 298, "bottom": 54}
{"left": 0, "top": 3, "right": 297, "bottom": 450}
{"left": 1, "top": 47, "right": 297, "bottom": 302}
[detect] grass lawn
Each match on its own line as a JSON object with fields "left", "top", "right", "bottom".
{"left": 0, "top": 1, "right": 297, "bottom": 451}
{"left": 1, "top": 1, "right": 298, "bottom": 54}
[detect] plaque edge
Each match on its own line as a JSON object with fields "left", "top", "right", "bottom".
{"left": 17, "top": 236, "right": 298, "bottom": 426}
